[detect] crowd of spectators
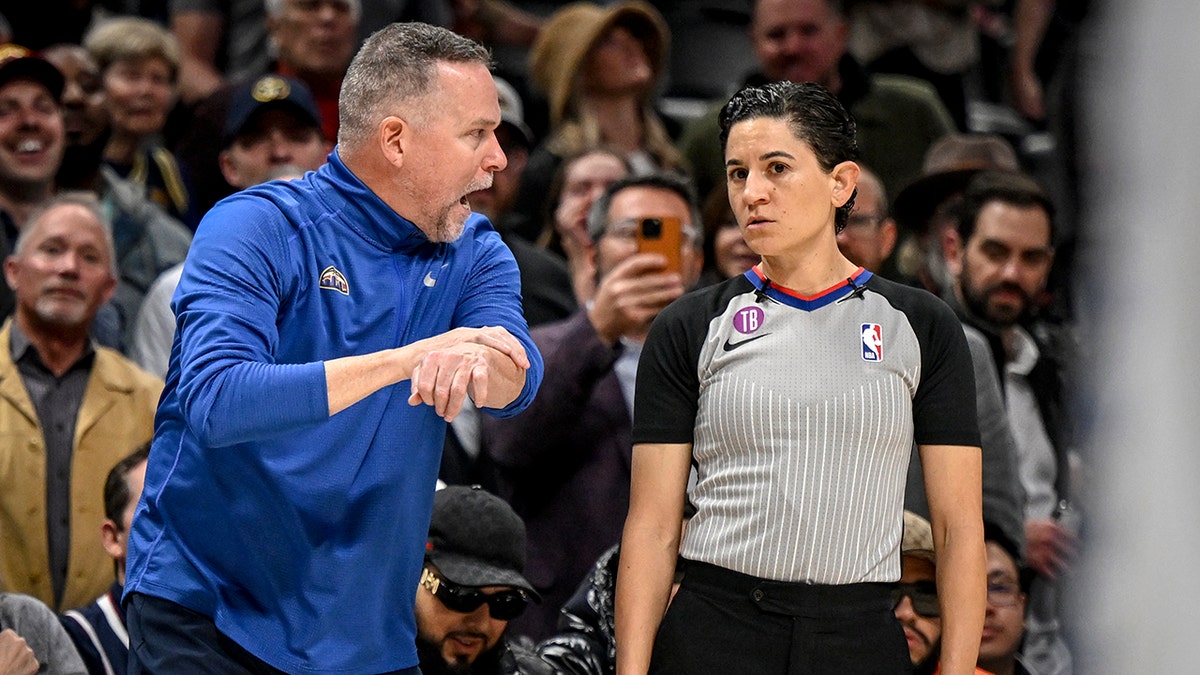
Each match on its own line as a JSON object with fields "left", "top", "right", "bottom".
{"left": 0, "top": 0, "right": 1087, "bottom": 672}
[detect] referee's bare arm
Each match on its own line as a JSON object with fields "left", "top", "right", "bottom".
{"left": 615, "top": 441, "right": 693, "bottom": 675}
{"left": 921, "top": 442, "right": 987, "bottom": 675}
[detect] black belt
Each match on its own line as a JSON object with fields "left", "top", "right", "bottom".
{"left": 681, "top": 558, "right": 893, "bottom": 618}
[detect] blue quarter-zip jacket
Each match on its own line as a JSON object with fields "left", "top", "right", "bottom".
{"left": 124, "top": 149, "right": 543, "bottom": 674}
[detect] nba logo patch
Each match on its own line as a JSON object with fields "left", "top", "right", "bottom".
{"left": 319, "top": 266, "right": 350, "bottom": 295}
{"left": 861, "top": 323, "right": 882, "bottom": 361}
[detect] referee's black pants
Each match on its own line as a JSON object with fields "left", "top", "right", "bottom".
{"left": 650, "top": 560, "right": 913, "bottom": 674}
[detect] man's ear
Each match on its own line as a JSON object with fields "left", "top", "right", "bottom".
{"left": 3, "top": 257, "right": 19, "bottom": 294}
{"left": 831, "top": 161, "right": 861, "bottom": 209}
{"left": 100, "top": 520, "right": 123, "bottom": 560}
{"left": 879, "top": 217, "right": 899, "bottom": 261}
{"left": 943, "top": 228, "right": 964, "bottom": 278}
{"left": 218, "top": 149, "right": 241, "bottom": 188}
{"left": 379, "top": 116, "right": 408, "bottom": 170}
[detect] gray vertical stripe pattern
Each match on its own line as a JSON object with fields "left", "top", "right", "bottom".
{"left": 681, "top": 292, "right": 923, "bottom": 584}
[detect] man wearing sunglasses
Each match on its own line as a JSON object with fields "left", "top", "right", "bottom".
{"left": 893, "top": 511, "right": 947, "bottom": 675}
{"left": 417, "top": 485, "right": 553, "bottom": 675}
{"left": 894, "top": 511, "right": 1000, "bottom": 675}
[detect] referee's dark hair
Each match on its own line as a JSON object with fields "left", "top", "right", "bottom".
{"left": 717, "top": 81, "right": 860, "bottom": 233}
{"left": 586, "top": 172, "right": 703, "bottom": 247}
{"left": 104, "top": 442, "right": 152, "bottom": 528}
{"left": 954, "top": 170, "right": 1056, "bottom": 246}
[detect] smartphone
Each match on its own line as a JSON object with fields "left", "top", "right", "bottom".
{"left": 635, "top": 216, "right": 683, "bottom": 275}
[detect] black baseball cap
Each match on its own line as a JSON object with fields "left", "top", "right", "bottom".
{"left": 224, "top": 74, "right": 322, "bottom": 147}
{"left": 425, "top": 485, "right": 540, "bottom": 600}
{"left": 0, "top": 43, "right": 64, "bottom": 100}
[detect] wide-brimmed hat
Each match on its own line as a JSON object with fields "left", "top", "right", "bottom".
{"left": 425, "top": 485, "right": 540, "bottom": 600}
{"left": 892, "top": 133, "right": 1019, "bottom": 236}
{"left": 529, "top": 0, "right": 669, "bottom": 127}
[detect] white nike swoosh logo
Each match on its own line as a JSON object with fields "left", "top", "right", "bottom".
{"left": 423, "top": 272, "right": 437, "bottom": 287}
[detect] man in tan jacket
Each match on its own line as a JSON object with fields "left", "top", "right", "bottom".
{"left": 0, "top": 193, "right": 161, "bottom": 612}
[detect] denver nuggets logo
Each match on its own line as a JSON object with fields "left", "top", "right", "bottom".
{"left": 251, "top": 75, "right": 290, "bottom": 103}
{"left": 319, "top": 266, "right": 349, "bottom": 295}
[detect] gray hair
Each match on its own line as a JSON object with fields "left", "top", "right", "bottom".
{"left": 84, "top": 16, "right": 181, "bottom": 82}
{"left": 264, "top": 0, "right": 361, "bottom": 20}
{"left": 337, "top": 22, "right": 491, "bottom": 150}
{"left": 16, "top": 192, "right": 118, "bottom": 278}
{"left": 586, "top": 173, "right": 704, "bottom": 247}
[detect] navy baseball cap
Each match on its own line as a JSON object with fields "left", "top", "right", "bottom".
{"left": 0, "top": 43, "right": 64, "bottom": 100}
{"left": 224, "top": 75, "right": 322, "bottom": 147}
{"left": 425, "top": 485, "right": 540, "bottom": 600}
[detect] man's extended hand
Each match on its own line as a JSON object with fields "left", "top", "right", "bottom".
{"left": 0, "top": 630, "right": 37, "bottom": 675}
{"left": 406, "top": 326, "right": 530, "bottom": 421}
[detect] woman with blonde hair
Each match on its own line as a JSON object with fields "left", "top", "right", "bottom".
{"left": 85, "top": 17, "right": 197, "bottom": 229}
{"left": 509, "top": 1, "right": 685, "bottom": 242}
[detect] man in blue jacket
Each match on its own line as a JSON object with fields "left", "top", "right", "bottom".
{"left": 123, "top": 23, "right": 543, "bottom": 675}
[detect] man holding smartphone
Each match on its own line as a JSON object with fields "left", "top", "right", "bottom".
{"left": 482, "top": 174, "right": 704, "bottom": 641}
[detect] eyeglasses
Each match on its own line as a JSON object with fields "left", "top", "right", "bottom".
{"left": 420, "top": 567, "right": 530, "bottom": 621}
{"left": 890, "top": 581, "right": 939, "bottom": 617}
{"left": 987, "top": 582, "right": 1021, "bottom": 608}
{"left": 606, "top": 218, "right": 699, "bottom": 244}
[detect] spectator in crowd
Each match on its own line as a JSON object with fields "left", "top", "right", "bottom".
{"left": 84, "top": 18, "right": 197, "bottom": 230}
{"left": 678, "top": 0, "right": 955, "bottom": 204}
{"left": 216, "top": 75, "right": 329, "bottom": 194}
{"left": 41, "top": 45, "right": 108, "bottom": 193}
{"left": 35, "top": 43, "right": 192, "bottom": 352}
{"left": 696, "top": 185, "right": 757, "bottom": 288}
{"left": 130, "top": 74, "right": 328, "bottom": 378}
{"left": 892, "top": 132, "right": 1019, "bottom": 294}
{"left": 536, "top": 500, "right": 695, "bottom": 675}
{"left": 0, "top": 43, "right": 67, "bottom": 320}
{"left": 483, "top": 173, "right": 702, "bottom": 642}
{"left": 846, "top": 0, "right": 1006, "bottom": 130}
{"left": 836, "top": 163, "right": 897, "bottom": 274}
{"left": 60, "top": 444, "right": 149, "bottom": 675}
{"left": 266, "top": 0, "right": 360, "bottom": 143}
{"left": 416, "top": 485, "right": 552, "bottom": 675}
{"left": 174, "top": 0, "right": 358, "bottom": 217}
{"left": 893, "top": 511, "right": 994, "bottom": 675}
{"left": 0, "top": 193, "right": 162, "bottom": 612}
{"left": 943, "top": 169, "right": 1076, "bottom": 675}
{"left": 123, "top": 23, "right": 541, "bottom": 673}
{"left": 0, "top": 594, "right": 86, "bottom": 674}
{"left": 509, "top": 1, "right": 684, "bottom": 243}
{"left": 169, "top": 0, "right": 274, "bottom": 104}
{"left": 893, "top": 510, "right": 945, "bottom": 674}
{"left": 534, "top": 147, "right": 629, "bottom": 305}
{"left": 978, "top": 523, "right": 1036, "bottom": 675}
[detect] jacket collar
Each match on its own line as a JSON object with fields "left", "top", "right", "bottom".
{"left": 314, "top": 148, "right": 434, "bottom": 253}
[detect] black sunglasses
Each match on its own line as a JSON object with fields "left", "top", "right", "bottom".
{"left": 890, "top": 581, "right": 940, "bottom": 618}
{"left": 420, "top": 568, "right": 529, "bottom": 621}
